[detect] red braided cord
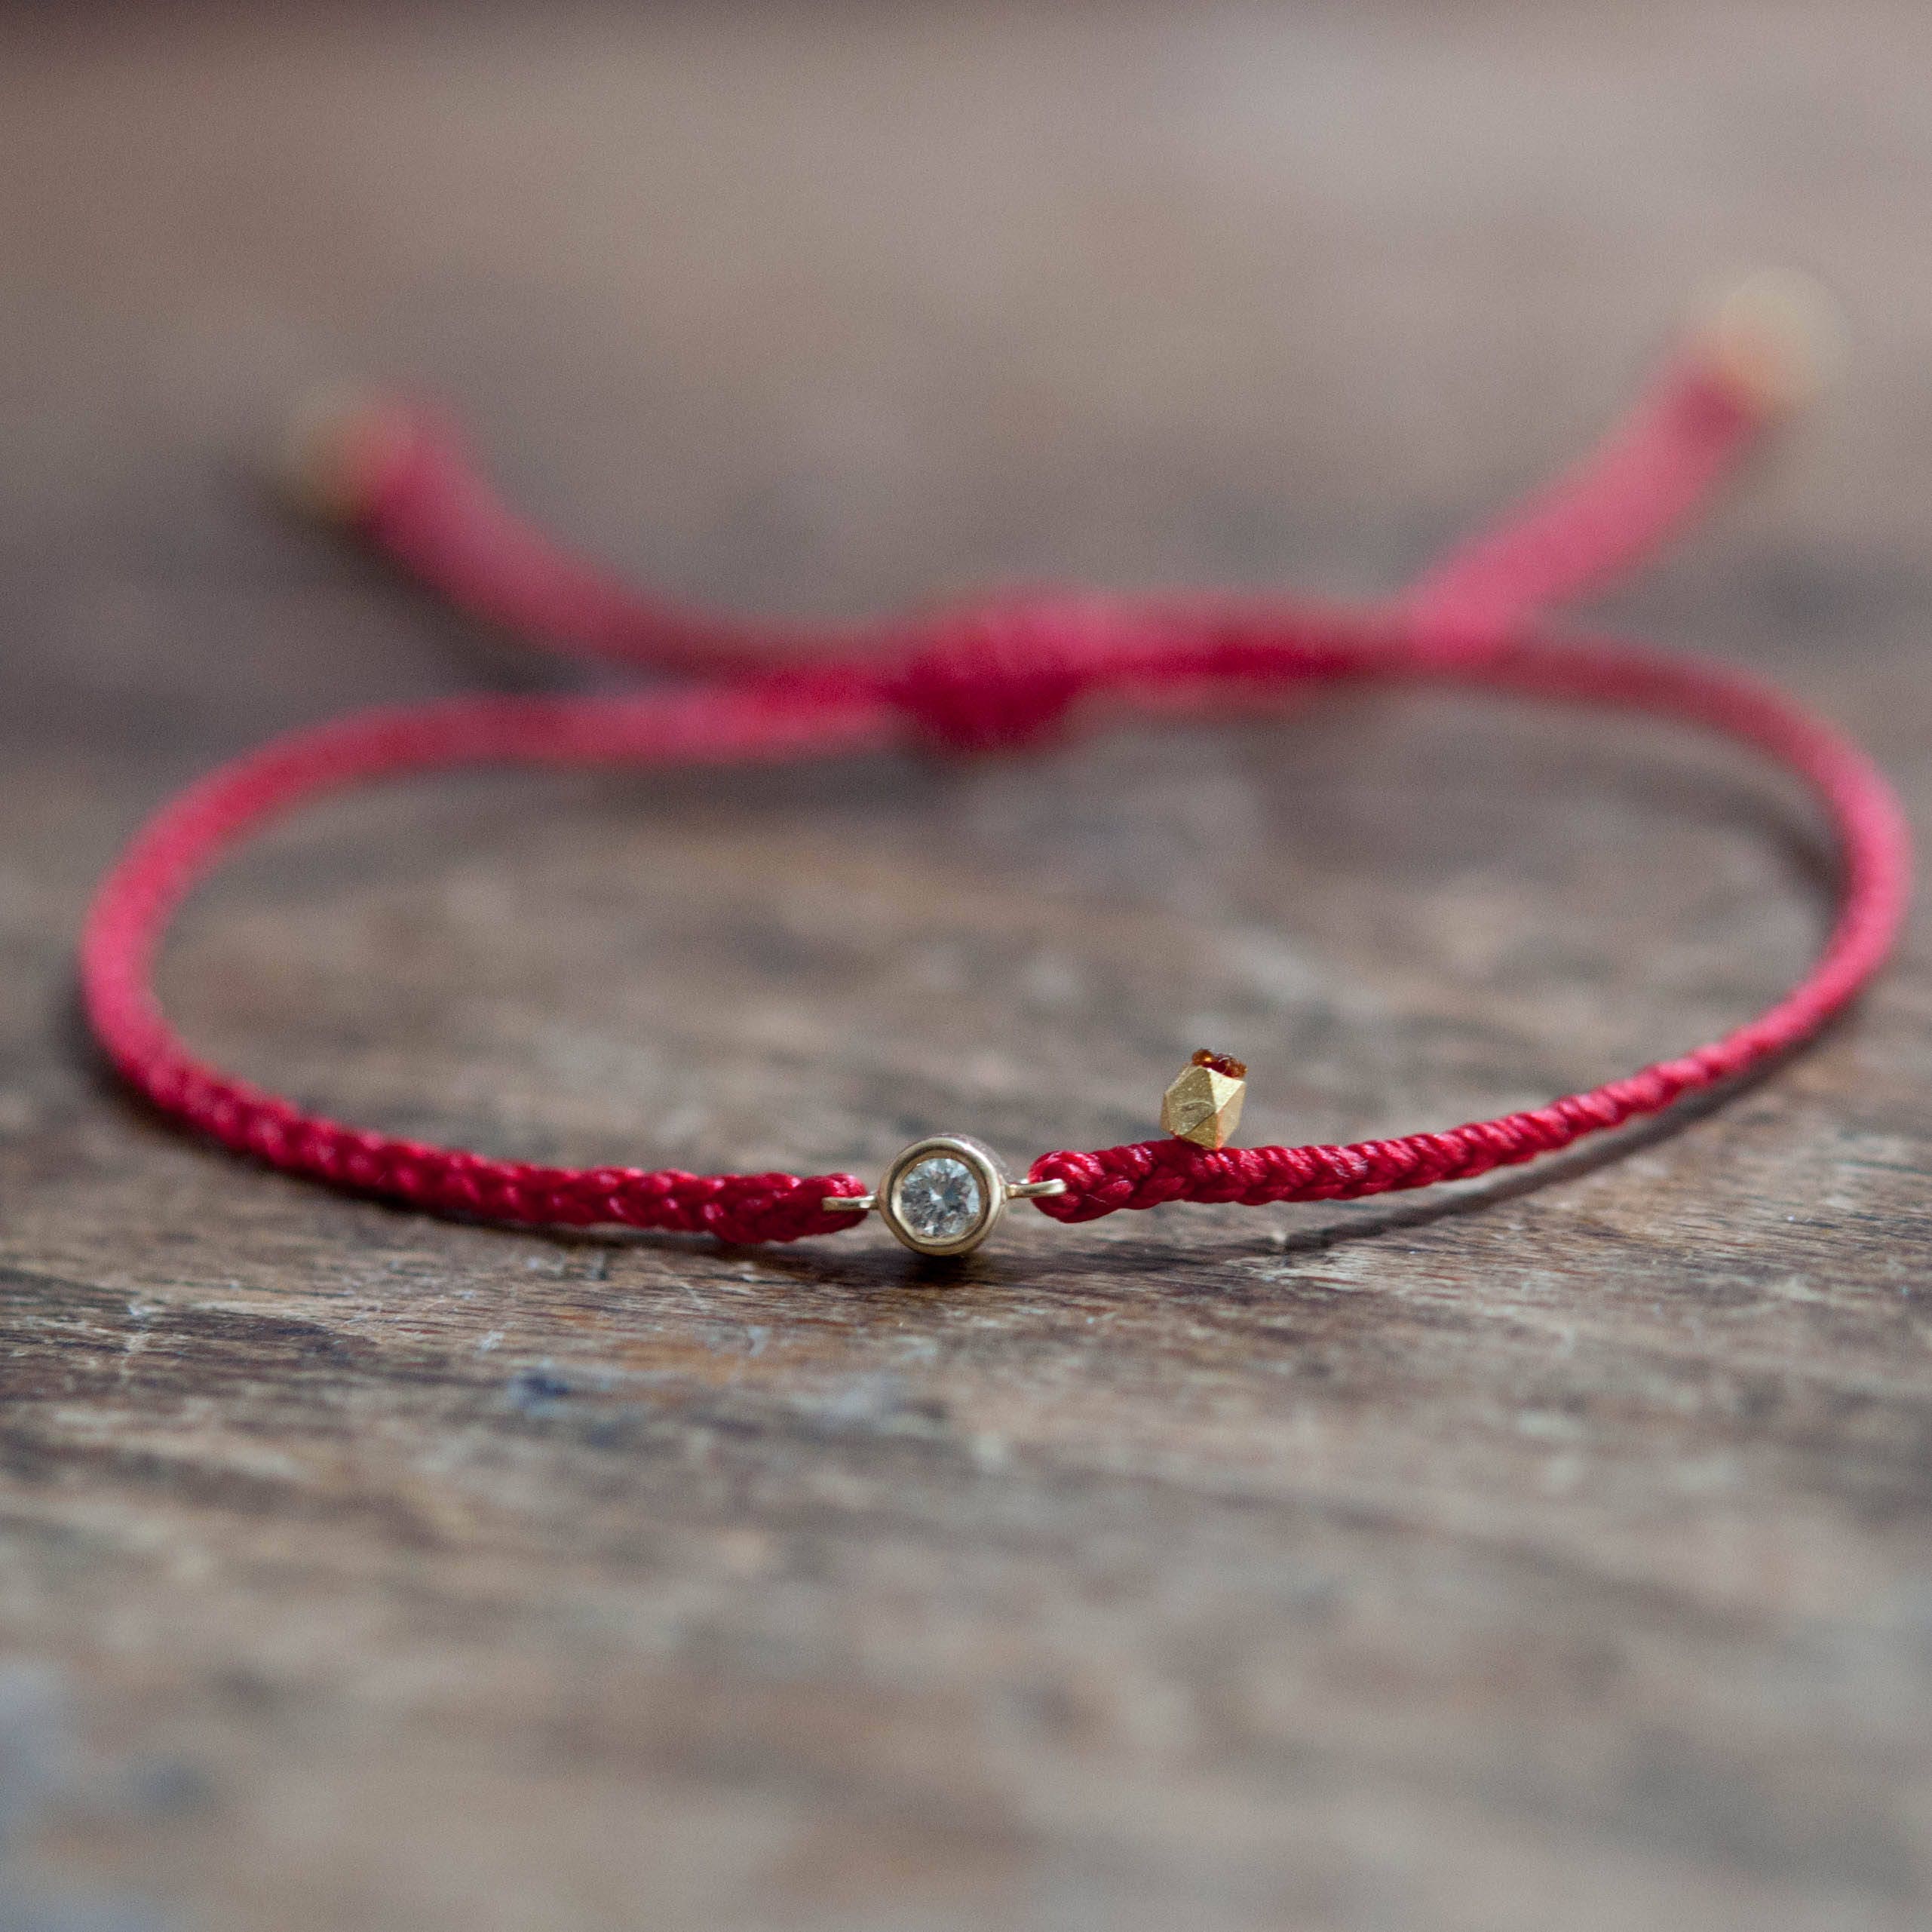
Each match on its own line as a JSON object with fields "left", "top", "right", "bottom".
{"left": 81, "top": 327, "right": 1910, "bottom": 1240}
{"left": 1021, "top": 621, "right": 1909, "bottom": 1218}
{"left": 337, "top": 351, "right": 1763, "bottom": 676}
{"left": 81, "top": 686, "right": 897, "bottom": 1243}
{"left": 1406, "top": 358, "right": 1761, "bottom": 630}
{"left": 334, "top": 401, "right": 871, "bottom": 679}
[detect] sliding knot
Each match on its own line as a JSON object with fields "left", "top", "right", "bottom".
{"left": 887, "top": 598, "right": 1130, "bottom": 753}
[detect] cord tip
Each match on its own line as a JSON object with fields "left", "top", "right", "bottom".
{"left": 275, "top": 387, "right": 416, "bottom": 524}
{"left": 1691, "top": 271, "right": 1847, "bottom": 420}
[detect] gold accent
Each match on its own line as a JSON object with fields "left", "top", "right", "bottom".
{"left": 277, "top": 388, "right": 411, "bottom": 524}
{"left": 876, "top": 1134, "right": 1007, "bottom": 1257}
{"left": 1161, "top": 1050, "right": 1247, "bottom": 1150}
{"left": 1694, "top": 271, "right": 1845, "bottom": 420}
{"left": 823, "top": 1174, "right": 1064, "bottom": 1216}
{"left": 1007, "top": 1178, "right": 1069, "bottom": 1201}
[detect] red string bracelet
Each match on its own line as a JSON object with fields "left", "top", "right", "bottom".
{"left": 80, "top": 281, "right": 1911, "bottom": 1256}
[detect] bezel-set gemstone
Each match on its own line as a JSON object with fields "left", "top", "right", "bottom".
{"left": 877, "top": 1134, "right": 1007, "bottom": 1256}
{"left": 897, "top": 1155, "right": 982, "bottom": 1243}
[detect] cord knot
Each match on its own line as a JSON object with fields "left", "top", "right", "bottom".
{"left": 885, "top": 597, "right": 1130, "bottom": 753}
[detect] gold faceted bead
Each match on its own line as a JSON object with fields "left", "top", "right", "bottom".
{"left": 1161, "top": 1050, "right": 1247, "bottom": 1150}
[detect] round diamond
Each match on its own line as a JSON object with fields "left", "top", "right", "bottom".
{"left": 896, "top": 1155, "right": 984, "bottom": 1244}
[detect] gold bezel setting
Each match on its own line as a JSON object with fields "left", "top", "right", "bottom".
{"left": 819, "top": 1137, "right": 1070, "bottom": 1253}
{"left": 878, "top": 1134, "right": 1008, "bottom": 1256}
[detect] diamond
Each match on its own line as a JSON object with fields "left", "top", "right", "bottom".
{"left": 875, "top": 1136, "right": 1009, "bottom": 1256}
{"left": 896, "top": 1155, "right": 984, "bottom": 1244}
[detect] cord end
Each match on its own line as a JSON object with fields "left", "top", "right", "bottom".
{"left": 274, "top": 386, "right": 418, "bottom": 526}
{"left": 1690, "top": 270, "right": 1847, "bottom": 421}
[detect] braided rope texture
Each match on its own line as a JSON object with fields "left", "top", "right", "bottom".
{"left": 82, "top": 325, "right": 1911, "bottom": 1240}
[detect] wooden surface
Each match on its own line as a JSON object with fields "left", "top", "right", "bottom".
{"left": 3, "top": 5, "right": 1931, "bottom": 1927}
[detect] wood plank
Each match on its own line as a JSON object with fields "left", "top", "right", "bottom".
{"left": 1, "top": 5, "right": 1927, "bottom": 1928}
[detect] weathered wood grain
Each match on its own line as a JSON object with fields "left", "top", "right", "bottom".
{"left": 2, "top": 5, "right": 1930, "bottom": 1928}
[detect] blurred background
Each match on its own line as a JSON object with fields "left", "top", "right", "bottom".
{"left": 3, "top": 5, "right": 1930, "bottom": 1930}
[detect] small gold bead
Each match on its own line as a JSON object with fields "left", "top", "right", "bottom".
{"left": 276, "top": 387, "right": 410, "bottom": 525}
{"left": 1692, "top": 270, "right": 1845, "bottom": 421}
{"left": 1161, "top": 1050, "right": 1247, "bottom": 1150}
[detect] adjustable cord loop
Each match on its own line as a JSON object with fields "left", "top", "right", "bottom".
{"left": 881, "top": 598, "right": 1137, "bottom": 753}
{"left": 81, "top": 285, "right": 1907, "bottom": 1244}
